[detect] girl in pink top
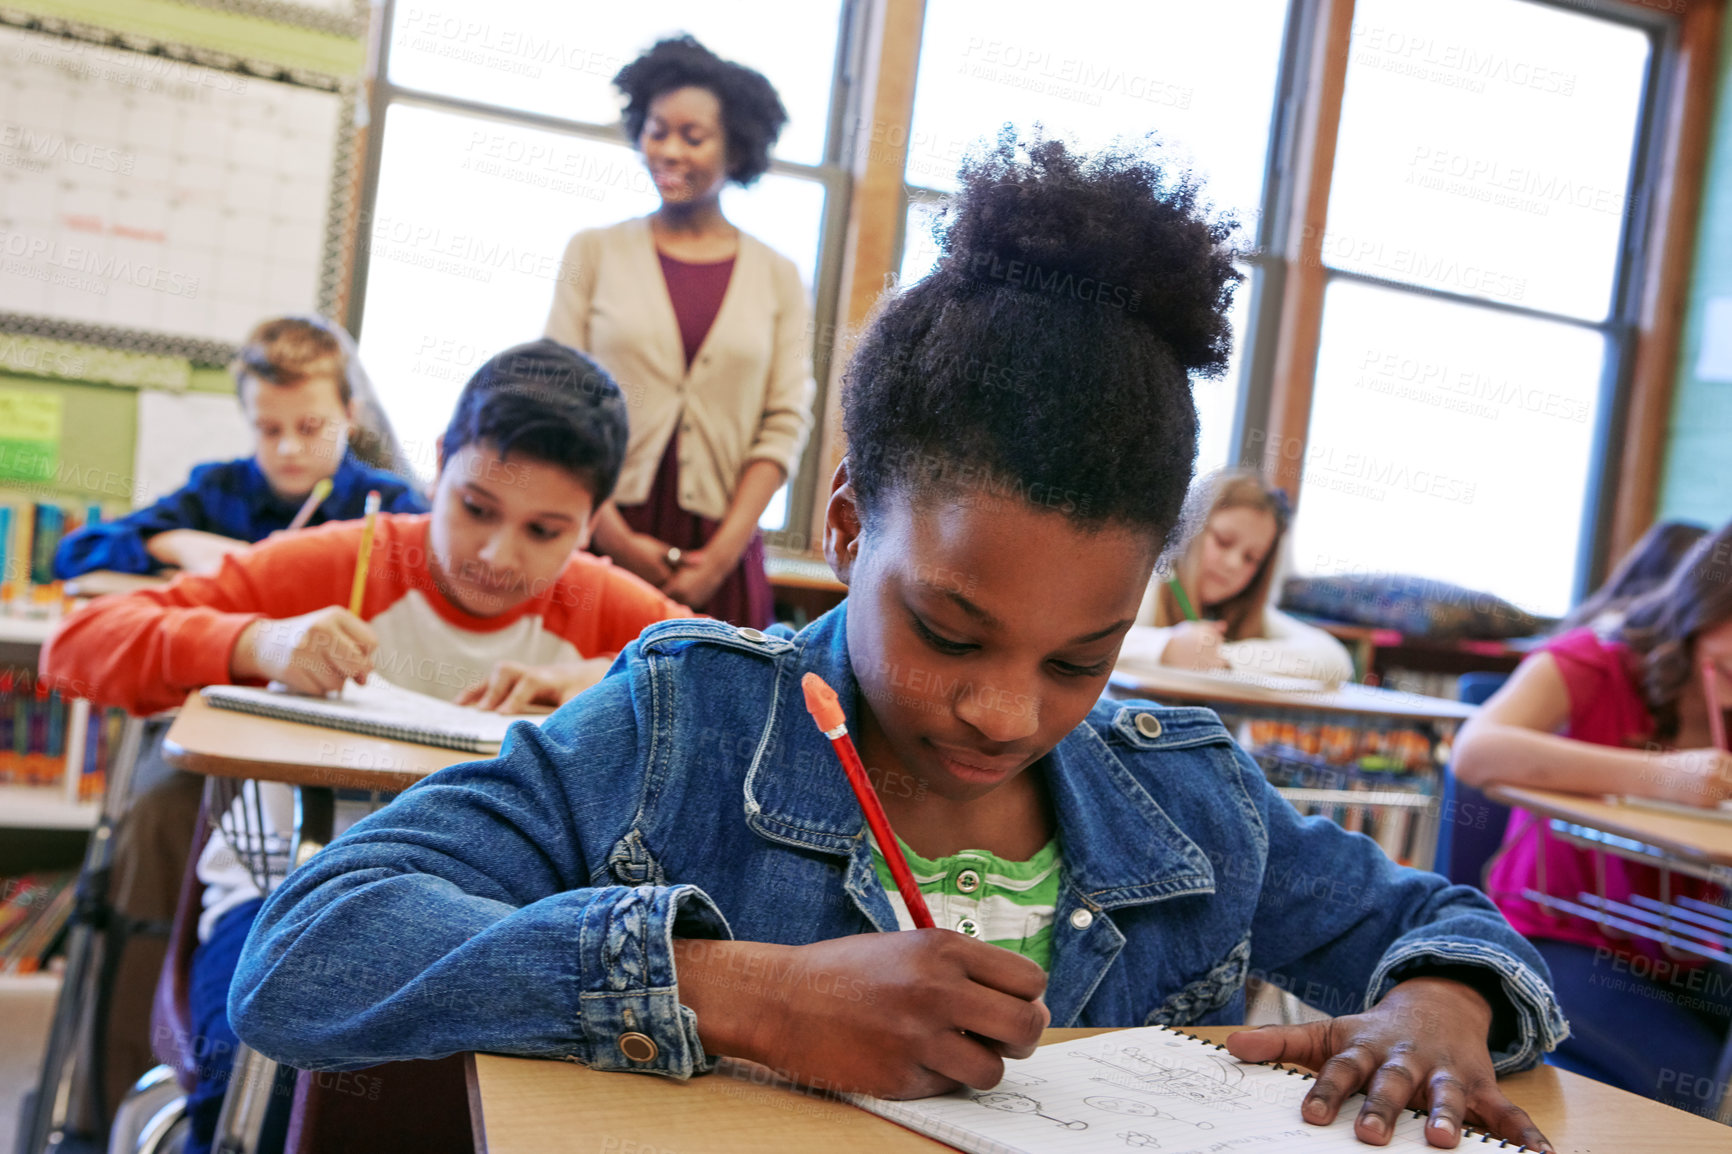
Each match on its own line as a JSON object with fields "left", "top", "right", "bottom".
{"left": 1455, "top": 520, "right": 1732, "bottom": 1115}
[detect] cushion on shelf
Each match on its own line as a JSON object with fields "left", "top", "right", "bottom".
{"left": 1279, "top": 573, "right": 1555, "bottom": 641}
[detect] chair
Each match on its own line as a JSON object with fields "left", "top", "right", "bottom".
{"left": 1435, "top": 672, "right": 1514, "bottom": 888}
{"left": 149, "top": 794, "right": 212, "bottom": 1095}
{"left": 105, "top": 788, "right": 210, "bottom": 1154}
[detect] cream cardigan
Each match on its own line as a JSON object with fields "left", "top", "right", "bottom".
{"left": 544, "top": 216, "right": 816, "bottom": 521}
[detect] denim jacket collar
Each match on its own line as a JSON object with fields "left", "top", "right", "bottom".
{"left": 727, "top": 605, "right": 1216, "bottom": 913}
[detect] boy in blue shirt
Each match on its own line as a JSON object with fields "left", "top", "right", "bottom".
{"left": 233, "top": 140, "right": 1564, "bottom": 1149}
{"left": 54, "top": 315, "right": 425, "bottom": 578}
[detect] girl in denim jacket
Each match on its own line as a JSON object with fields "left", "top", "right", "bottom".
{"left": 234, "top": 134, "right": 1565, "bottom": 1150}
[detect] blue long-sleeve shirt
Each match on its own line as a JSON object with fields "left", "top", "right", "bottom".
{"left": 53, "top": 452, "right": 428, "bottom": 578}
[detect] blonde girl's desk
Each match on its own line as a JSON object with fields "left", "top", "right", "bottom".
{"left": 1108, "top": 667, "right": 1474, "bottom": 872}
{"left": 1106, "top": 666, "right": 1477, "bottom": 724}
{"left": 464, "top": 1026, "right": 1732, "bottom": 1154}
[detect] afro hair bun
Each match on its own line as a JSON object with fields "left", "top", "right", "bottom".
{"left": 927, "top": 128, "right": 1241, "bottom": 378}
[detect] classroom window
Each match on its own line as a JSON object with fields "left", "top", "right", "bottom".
{"left": 354, "top": 0, "right": 857, "bottom": 537}
{"left": 1296, "top": 0, "right": 1655, "bottom": 617}
{"left": 895, "top": 0, "right": 1293, "bottom": 478}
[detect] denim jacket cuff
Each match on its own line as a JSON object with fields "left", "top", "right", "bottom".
{"left": 572, "top": 884, "right": 732, "bottom": 1079}
{"left": 1367, "top": 941, "right": 1569, "bottom": 1073}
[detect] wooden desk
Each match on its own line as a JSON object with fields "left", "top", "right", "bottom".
{"left": 465, "top": 1025, "right": 1730, "bottom": 1153}
{"left": 1485, "top": 785, "right": 1732, "bottom": 873}
{"left": 1108, "top": 665, "right": 1476, "bottom": 724}
{"left": 161, "top": 691, "right": 470, "bottom": 793}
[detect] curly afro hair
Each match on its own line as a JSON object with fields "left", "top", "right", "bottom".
{"left": 613, "top": 36, "right": 788, "bottom": 187}
{"left": 842, "top": 129, "right": 1241, "bottom": 545}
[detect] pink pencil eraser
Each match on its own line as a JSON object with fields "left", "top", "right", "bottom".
{"left": 801, "top": 672, "right": 846, "bottom": 732}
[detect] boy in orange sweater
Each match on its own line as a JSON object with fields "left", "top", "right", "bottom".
{"left": 43, "top": 338, "right": 690, "bottom": 1154}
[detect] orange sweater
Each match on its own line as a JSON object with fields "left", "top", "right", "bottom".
{"left": 42, "top": 514, "right": 691, "bottom": 716}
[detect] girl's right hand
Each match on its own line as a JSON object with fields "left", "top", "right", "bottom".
{"left": 1160, "top": 620, "right": 1230, "bottom": 671}
{"left": 1651, "top": 748, "right": 1732, "bottom": 807}
{"left": 673, "top": 931, "right": 1050, "bottom": 1099}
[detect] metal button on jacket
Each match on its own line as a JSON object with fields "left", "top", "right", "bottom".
{"left": 617, "top": 1032, "right": 658, "bottom": 1063}
{"left": 1134, "top": 713, "right": 1163, "bottom": 739}
{"left": 1070, "top": 908, "right": 1094, "bottom": 930}
{"left": 738, "top": 627, "right": 767, "bottom": 644}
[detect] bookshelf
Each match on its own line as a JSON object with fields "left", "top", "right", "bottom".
{"left": 0, "top": 615, "right": 57, "bottom": 645}
{"left": 0, "top": 782, "right": 99, "bottom": 831}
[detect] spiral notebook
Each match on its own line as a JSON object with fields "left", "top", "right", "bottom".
{"left": 201, "top": 678, "right": 548, "bottom": 753}
{"left": 847, "top": 1026, "right": 1535, "bottom": 1153}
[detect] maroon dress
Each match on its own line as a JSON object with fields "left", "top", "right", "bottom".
{"left": 618, "top": 251, "right": 774, "bottom": 629}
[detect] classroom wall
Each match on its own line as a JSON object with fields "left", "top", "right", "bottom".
{"left": 1657, "top": 25, "right": 1732, "bottom": 529}
{"left": 0, "top": 1, "right": 364, "bottom": 511}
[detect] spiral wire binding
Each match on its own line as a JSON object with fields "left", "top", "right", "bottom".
{"left": 1156, "top": 1024, "right": 1540, "bottom": 1151}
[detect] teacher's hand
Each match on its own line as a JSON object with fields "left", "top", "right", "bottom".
{"left": 612, "top": 531, "right": 675, "bottom": 588}
{"left": 661, "top": 547, "right": 729, "bottom": 610}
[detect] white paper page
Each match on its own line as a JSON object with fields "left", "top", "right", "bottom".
{"left": 853, "top": 1027, "right": 1457, "bottom": 1154}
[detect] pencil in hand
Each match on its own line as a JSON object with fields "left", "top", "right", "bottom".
{"left": 1168, "top": 577, "right": 1200, "bottom": 622}
{"left": 348, "top": 489, "right": 381, "bottom": 617}
{"left": 1704, "top": 659, "right": 1727, "bottom": 752}
{"left": 801, "top": 672, "right": 936, "bottom": 930}
{"left": 287, "top": 477, "right": 334, "bottom": 531}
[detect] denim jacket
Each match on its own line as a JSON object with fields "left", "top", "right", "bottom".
{"left": 232, "top": 607, "right": 1566, "bottom": 1078}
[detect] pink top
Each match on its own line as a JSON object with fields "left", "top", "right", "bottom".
{"left": 1484, "top": 627, "right": 1715, "bottom": 959}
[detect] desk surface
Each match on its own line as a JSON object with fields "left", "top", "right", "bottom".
{"left": 1109, "top": 665, "right": 1476, "bottom": 723}
{"left": 1487, "top": 784, "right": 1732, "bottom": 869}
{"left": 161, "top": 691, "right": 472, "bottom": 792}
{"left": 466, "top": 1026, "right": 1727, "bottom": 1153}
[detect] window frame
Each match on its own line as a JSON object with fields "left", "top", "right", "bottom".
{"left": 1293, "top": 0, "right": 1679, "bottom": 609}
{"left": 348, "top": 0, "right": 871, "bottom": 539}
{"left": 893, "top": 1, "right": 1305, "bottom": 483}
{"left": 887, "top": 0, "right": 1703, "bottom": 609}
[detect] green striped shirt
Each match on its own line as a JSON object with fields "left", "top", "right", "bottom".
{"left": 871, "top": 837, "right": 1062, "bottom": 969}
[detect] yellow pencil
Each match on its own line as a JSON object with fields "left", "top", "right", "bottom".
{"left": 348, "top": 489, "right": 381, "bottom": 616}
{"left": 287, "top": 477, "right": 333, "bottom": 531}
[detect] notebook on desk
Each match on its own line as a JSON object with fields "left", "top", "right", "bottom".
{"left": 201, "top": 677, "right": 549, "bottom": 754}
{"left": 848, "top": 1026, "right": 1534, "bottom": 1153}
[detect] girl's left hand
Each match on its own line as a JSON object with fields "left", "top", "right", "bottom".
{"left": 1223, "top": 977, "right": 1553, "bottom": 1150}
{"left": 660, "top": 547, "right": 730, "bottom": 610}
{"left": 455, "top": 658, "right": 612, "bottom": 712}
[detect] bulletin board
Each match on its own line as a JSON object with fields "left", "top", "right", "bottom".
{"left": 0, "top": 14, "right": 356, "bottom": 363}
{"left": 171, "top": 1, "right": 367, "bottom": 39}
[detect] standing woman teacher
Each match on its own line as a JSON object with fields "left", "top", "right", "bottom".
{"left": 545, "top": 35, "right": 816, "bottom": 628}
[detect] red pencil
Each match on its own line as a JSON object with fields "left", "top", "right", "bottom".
{"left": 1704, "top": 659, "right": 1727, "bottom": 751}
{"left": 801, "top": 672, "right": 936, "bottom": 930}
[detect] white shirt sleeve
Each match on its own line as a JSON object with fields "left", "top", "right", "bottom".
{"left": 1218, "top": 607, "right": 1355, "bottom": 684}
{"left": 1116, "top": 623, "right": 1180, "bottom": 675}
